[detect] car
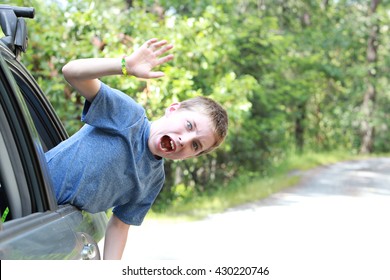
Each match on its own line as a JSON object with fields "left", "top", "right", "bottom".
{"left": 0, "top": 5, "right": 107, "bottom": 260}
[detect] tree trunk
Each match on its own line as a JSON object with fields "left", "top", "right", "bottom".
{"left": 360, "top": 0, "right": 380, "bottom": 154}
{"left": 125, "top": 0, "right": 133, "bottom": 8}
{"left": 295, "top": 103, "right": 306, "bottom": 153}
{"left": 294, "top": 6, "right": 312, "bottom": 153}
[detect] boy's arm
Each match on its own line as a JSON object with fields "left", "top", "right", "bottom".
{"left": 103, "top": 214, "right": 131, "bottom": 260}
{"left": 62, "top": 38, "right": 174, "bottom": 102}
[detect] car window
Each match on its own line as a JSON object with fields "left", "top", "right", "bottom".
{"left": 0, "top": 129, "right": 16, "bottom": 222}
{"left": 8, "top": 63, "right": 68, "bottom": 152}
{"left": 0, "top": 114, "right": 25, "bottom": 221}
{"left": 0, "top": 51, "right": 60, "bottom": 222}
{"left": 0, "top": 80, "right": 31, "bottom": 221}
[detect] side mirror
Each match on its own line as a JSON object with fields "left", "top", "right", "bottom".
{"left": 0, "top": 5, "right": 35, "bottom": 59}
{"left": 0, "top": 9, "right": 17, "bottom": 52}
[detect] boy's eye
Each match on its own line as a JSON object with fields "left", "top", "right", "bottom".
{"left": 193, "top": 142, "right": 199, "bottom": 151}
{"left": 186, "top": 121, "right": 199, "bottom": 151}
{"left": 186, "top": 121, "right": 193, "bottom": 130}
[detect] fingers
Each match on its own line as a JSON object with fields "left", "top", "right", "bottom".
{"left": 138, "top": 38, "right": 174, "bottom": 79}
{"left": 145, "top": 38, "right": 158, "bottom": 48}
{"left": 157, "top": 54, "right": 174, "bottom": 66}
{"left": 154, "top": 44, "right": 174, "bottom": 57}
{"left": 148, "top": 71, "right": 165, "bottom": 79}
{"left": 146, "top": 38, "right": 173, "bottom": 55}
{"left": 147, "top": 39, "right": 166, "bottom": 50}
{"left": 147, "top": 54, "right": 173, "bottom": 79}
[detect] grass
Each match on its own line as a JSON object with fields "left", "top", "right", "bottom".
{"left": 147, "top": 151, "right": 377, "bottom": 222}
{"left": 151, "top": 174, "right": 302, "bottom": 221}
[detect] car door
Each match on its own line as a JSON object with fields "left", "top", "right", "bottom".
{"left": 0, "top": 50, "right": 105, "bottom": 260}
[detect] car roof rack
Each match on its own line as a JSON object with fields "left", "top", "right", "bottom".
{"left": 0, "top": 5, "right": 35, "bottom": 60}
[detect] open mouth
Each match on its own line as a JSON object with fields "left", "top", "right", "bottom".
{"left": 160, "top": 135, "right": 176, "bottom": 152}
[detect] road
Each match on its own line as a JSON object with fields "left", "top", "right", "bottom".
{"left": 114, "top": 158, "right": 390, "bottom": 278}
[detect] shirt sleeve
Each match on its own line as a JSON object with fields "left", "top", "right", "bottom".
{"left": 81, "top": 82, "right": 145, "bottom": 132}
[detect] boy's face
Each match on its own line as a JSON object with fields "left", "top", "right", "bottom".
{"left": 149, "top": 103, "right": 216, "bottom": 160}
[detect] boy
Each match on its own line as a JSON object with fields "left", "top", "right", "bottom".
{"left": 45, "top": 38, "right": 228, "bottom": 259}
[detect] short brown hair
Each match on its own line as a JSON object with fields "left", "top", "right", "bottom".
{"left": 178, "top": 96, "right": 228, "bottom": 155}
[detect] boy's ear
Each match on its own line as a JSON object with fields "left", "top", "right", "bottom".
{"left": 165, "top": 102, "right": 181, "bottom": 116}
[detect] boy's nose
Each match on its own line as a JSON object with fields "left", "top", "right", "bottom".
{"left": 178, "top": 137, "right": 184, "bottom": 147}
{"left": 178, "top": 134, "right": 193, "bottom": 147}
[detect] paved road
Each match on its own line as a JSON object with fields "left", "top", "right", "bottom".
{"left": 117, "top": 158, "right": 390, "bottom": 278}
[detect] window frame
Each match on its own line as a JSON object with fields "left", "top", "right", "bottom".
{"left": 0, "top": 49, "right": 57, "bottom": 217}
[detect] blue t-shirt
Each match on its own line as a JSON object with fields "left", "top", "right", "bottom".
{"left": 45, "top": 82, "right": 165, "bottom": 225}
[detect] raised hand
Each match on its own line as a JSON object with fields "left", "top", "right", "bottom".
{"left": 125, "top": 38, "right": 174, "bottom": 79}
